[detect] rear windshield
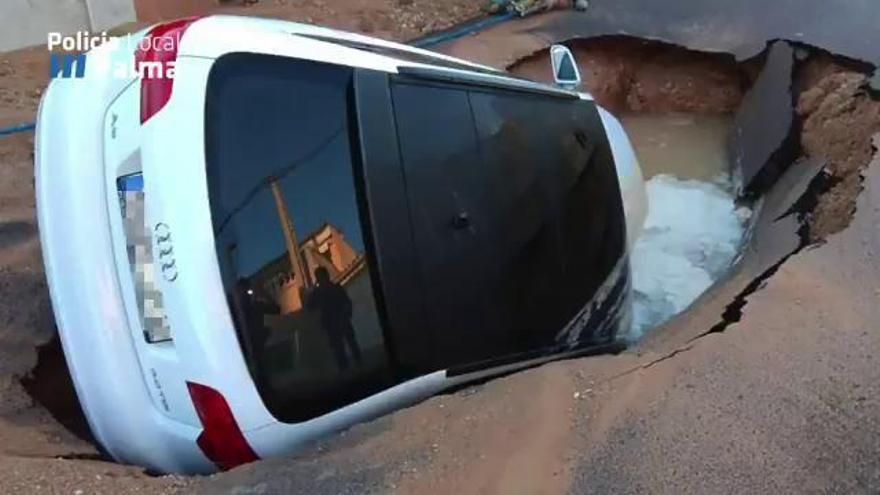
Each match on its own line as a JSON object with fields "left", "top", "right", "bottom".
{"left": 205, "top": 53, "right": 392, "bottom": 422}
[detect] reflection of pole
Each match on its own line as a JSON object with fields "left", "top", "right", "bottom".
{"left": 270, "top": 179, "right": 311, "bottom": 289}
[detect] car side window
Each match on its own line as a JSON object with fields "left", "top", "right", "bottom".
{"left": 390, "top": 78, "right": 626, "bottom": 368}
{"left": 468, "top": 89, "right": 572, "bottom": 351}
{"left": 470, "top": 89, "right": 625, "bottom": 346}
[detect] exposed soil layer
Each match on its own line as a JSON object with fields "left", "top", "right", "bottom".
{"left": 510, "top": 37, "right": 750, "bottom": 115}
{"left": 796, "top": 67, "right": 880, "bottom": 240}
{"left": 19, "top": 336, "right": 94, "bottom": 444}
{"left": 513, "top": 37, "right": 880, "bottom": 241}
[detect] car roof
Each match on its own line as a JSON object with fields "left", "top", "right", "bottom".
{"left": 183, "top": 15, "right": 501, "bottom": 74}
{"left": 179, "top": 16, "right": 581, "bottom": 100}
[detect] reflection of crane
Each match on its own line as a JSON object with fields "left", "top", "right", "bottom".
{"left": 269, "top": 179, "right": 312, "bottom": 290}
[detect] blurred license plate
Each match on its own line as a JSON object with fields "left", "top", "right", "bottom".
{"left": 116, "top": 173, "right": 172, "bottom": 343}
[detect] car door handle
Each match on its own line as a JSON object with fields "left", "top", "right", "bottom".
{"left": 451, "top": 211, "right": 471, "bottom": 230}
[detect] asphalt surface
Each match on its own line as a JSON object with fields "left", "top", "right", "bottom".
{"left": 568, "top": 142, "right": 880, "bottom": 493}
{"left": 534, "top": 0, "right": 880, "bottom": 64}
{"left": 440, "top": 0, "right": 880, "bottom": 68}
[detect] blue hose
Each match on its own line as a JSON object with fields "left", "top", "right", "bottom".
{"left": 411, "top": 12, "right": 517, "bottom": 48}
{"left": 0, "top": 122, "right": 36, "bottom": 137}
{"left": 0, "top": 13, "right": 516, "bottom": 139}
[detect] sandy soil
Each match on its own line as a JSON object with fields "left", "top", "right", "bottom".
{"left": 0, "top": 54, "right": 46, "bottom": 130}
{"left": 209, "top": 0, "right": 484, "bottom": 44}
{"left": 797, "top": 69, "right": 880, "bottom": 240}
{"left": 131, "top": 0, "right": 486, "bottom": 44}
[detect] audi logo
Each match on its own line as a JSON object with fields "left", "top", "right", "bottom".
{"left": 154, "top": 222, "right": 178, "bottom": 282}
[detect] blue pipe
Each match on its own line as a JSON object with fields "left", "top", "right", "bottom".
{"left": 0, "top": 13, "right": 517, "bottom": 139}
{"left": 411, "top": 12, "right": 517, "bottom": 48}
{"left": 0, "top": 122, "right": 36, "bottom": 137}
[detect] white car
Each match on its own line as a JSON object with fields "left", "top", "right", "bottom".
{"left": 36, "top": 15, "right": 646, "bottom": 474}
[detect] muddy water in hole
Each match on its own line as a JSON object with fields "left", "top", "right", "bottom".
{"left": 620, "top": 113, "right": 747, "bottom": 339}
{"left": 621, "top": 113, "right": 733, "bottom": 181}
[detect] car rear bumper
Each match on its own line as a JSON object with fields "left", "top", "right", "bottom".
{"left": 35, "top": 68, "right": 212, "bottom": 473}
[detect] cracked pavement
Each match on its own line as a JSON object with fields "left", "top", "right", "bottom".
{"left": 200, "top": 138, "right": 880, "bottom": 494}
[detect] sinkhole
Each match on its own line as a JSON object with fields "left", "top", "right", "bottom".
{"left": 507, "top": 35, "right": 866, "bottom": 341}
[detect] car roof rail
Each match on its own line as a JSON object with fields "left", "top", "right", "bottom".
{"left": 395, "top": 65, "right": 581, "bottom": 100}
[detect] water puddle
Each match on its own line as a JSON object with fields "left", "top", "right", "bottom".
{"left": 621, "top": 113, "right": 732, "bottom": 180}
{"left": 621, "top": 114, "right": 751, "bottom": 339}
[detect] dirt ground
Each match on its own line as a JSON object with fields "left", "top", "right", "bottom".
{"left": 2, "top": 4, "right": 880, "bottom": 494}
{"left": 797, "top": 69, "right": 880, "bottom": 240}
{"left": 209, "top": 0, "right": 484, "bottom": 43}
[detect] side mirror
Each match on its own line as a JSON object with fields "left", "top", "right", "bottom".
{"left": 550, "top": 44, "right": 581, "bottom": 90}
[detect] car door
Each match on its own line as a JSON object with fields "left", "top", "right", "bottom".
{"left": 467, "top": 88, "right": 575, "bottom": 354}
{"left": 386, "top": 75, "right": 626, "bottom": 372}
{"left": 390, "top": 80, "right": 502, "bottom": 369}
{"left": 468, "top": 88, "right": 627, "bottom": 349}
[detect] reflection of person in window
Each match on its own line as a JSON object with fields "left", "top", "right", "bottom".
{"left": 237, "top": 279, "right": 280, "bottom": 387}
{"left": 305, "top": 266, "right": 363, "bottom": 370}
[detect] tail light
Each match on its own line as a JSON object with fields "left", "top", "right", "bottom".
{"left": 135, "top": 17, "right": 201, "bottom": 123}
{"left": 186, "top": 382, "right": 259, "bottom": 470}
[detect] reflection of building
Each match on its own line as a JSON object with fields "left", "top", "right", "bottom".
{"left": 252, "top": 223, "right": 366, "bottom": 314}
